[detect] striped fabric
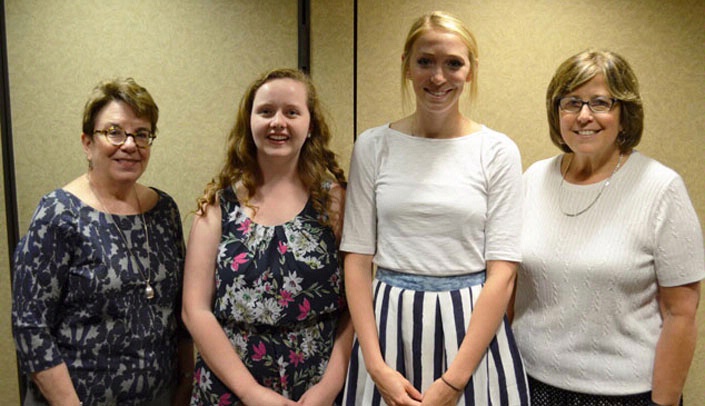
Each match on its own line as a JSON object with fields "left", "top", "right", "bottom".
{"left": 343, "top": 277, "right": 530, "bottom": 405}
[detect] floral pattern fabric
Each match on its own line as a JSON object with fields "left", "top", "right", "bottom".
{"left": 191, "top": 186, "right": 345, "bottom": 405}
{"left": 12, "top": 188, "right": 186, "bottom": 405}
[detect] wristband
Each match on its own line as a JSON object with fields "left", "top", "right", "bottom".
{"left": 440, "top": 375, "right": 462, "bottom": 392}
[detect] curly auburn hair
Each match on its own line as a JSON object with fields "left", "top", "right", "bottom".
{"left": 196, "top": 68, "right": 346, "bottom": 228}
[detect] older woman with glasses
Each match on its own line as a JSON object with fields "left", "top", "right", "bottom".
{"left": 512, "top": 50, "right": 704, "bottom": 406}
{"left": 12, "top": 78, "right": 193, "bottom": 405}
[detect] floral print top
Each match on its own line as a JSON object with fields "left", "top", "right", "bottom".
{"left": 12, "top": 188, "right": 186, "bottom": 405}
{"left": 191, "top": 186, "right": 345, "bottom": 405}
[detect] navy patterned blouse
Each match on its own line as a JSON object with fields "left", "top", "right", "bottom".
{"left": 191, "top": 186, "right": 346, "bottom": 404}
{"left": 12, "top": 188, "right": 186, "bottom": 405}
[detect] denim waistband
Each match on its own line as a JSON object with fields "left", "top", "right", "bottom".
{"left": 375, "top": 267, "right": 486, "bottom": 291}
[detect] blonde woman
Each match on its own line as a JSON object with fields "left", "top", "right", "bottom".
{"left": 342, "top": 11, "right": 528, "bottom": 406}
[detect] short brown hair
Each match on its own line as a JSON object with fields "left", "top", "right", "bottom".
{"left": 82, "top": 78, "right": 159, "bottom": 136}
{"left": 546, "top": 49, "right": 643, "bottom": 153}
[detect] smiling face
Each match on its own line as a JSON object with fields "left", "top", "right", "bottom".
{"left": 406, "top": 29, "right": 472, "bottom": 114}
{"left": 559, "top": 74, "right": 622, "bottom": 160}
{"left": 250, "top": 78, "right": 311, "bottom": 165}
{"left": 82, "top": 100, "right": 152, "bottom": 186}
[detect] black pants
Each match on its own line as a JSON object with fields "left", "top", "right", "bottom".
{"left": 528, "top": 375, "right": 682, "bottom": 406}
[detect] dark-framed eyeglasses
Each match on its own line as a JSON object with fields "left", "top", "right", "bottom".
{"left": 558, "top": 96, "right": 618, "bottom": 114}
{"left": 94, "top": 125, "right": 156, "bottom": 148}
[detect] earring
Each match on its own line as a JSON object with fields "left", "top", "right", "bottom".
{"left": 307, "top": 133, "right": 311, "bottom": 139}
{"left": 87, "top": 158, "right": 93, "bottom": 170}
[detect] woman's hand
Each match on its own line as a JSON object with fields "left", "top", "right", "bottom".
{"left": 240, "top": 383, "right": 298, "bottom": 406}
{"left": 297, "top": 380, "right": 340, "bottom": 405}
{"left": 420, "top": 377, "right": 462, "bottom": 406}
{"left": 31, "top": 363, "right": 81, "bottom": 406}
{"left": 371, "top": 364, "right": 422, "bottom": 406}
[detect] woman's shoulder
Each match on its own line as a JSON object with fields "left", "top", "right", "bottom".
{"left": 526, "top": 154, "right": 561, "bottom": 169}
{"left": 42, "top": 187, "right": 83, "bottom": 211}
{"left": 219, "top": 183, "right": 239, "bottom": 203}
{"left": 149, "top": 186, "right": 176, "bottom": 204}
{"left": 476, "top": 125, "right": 520, "bottom": 148}
{"left": 357, "top": 123, "right": 396, "bottom": 141}
{"left": 350, "top": 124, "right": 396, "bottom": 161}
{"left": 61, "top": 175, "right": 92, "bottom": 203}
{"left": 472, "top": 126, "right": 523, "bottom": 165}
{"left": 146, "top": 186, "right": 181, "bottom": 215}
{"left": 621, "top": 151, "right": 686, "bottom": 195}
{"left": 627, "top": 151, "right": 679, "bottom": 179}
{"left": 524, "top": 155, "right": 561, "bottom": 178}
{"left": 211, "top": 184, "right": 242, "bottom": 218}
{"left": 25, "top": 188, "right": 84, "bottom": 233}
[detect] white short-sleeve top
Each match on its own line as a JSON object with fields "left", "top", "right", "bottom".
{"left": 341, "top": 124, "right": 523, "bottom": 275}
{"left": 513, "top": 151, "right": 705, "bottom": 394}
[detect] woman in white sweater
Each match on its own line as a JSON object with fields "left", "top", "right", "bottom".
{"left": 512, "top": 49, "right": 704, "bottom": 406}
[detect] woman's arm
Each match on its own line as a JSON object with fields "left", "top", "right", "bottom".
{"left": 298, "top": 312, "right": 354, "bottom": 405}
{"left": 31, "top": 364, "right": 81, "bottom": 405}
{"left": 12, "top": 194, "right": 81, "bottom": 404}
{"left": 651, "top": 281, "right": 701, "bottom": 406}
{"left": 345, "top": 253, "right": 422, "bottom": 405}
{"left": 181, "top": 204, "right": 294, "bottom": 405}
{"left": 299, "top": 184, "right": 354, "bottom": 405}
{"left": 423, "top": 260, "right": 517, "bottom": 405}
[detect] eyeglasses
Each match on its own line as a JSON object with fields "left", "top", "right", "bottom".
{"left": 94, "top": 126, "right": 156, "bottom": 148}
{"left": 558, "top": 96, "right": 618, "bottom": 114}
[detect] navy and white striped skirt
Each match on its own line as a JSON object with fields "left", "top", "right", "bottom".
{"left": 343, "top": 268, "right": 529, "bottom": 405}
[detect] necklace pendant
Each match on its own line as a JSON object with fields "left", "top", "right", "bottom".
{"left": 145, "top": 283, "right": 155, "bottom": 300}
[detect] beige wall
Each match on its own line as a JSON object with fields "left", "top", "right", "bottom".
{"left": 357, "top": 0, "right": 705, "bottom": 403}
{"left": 2, "top": 0, "right": 704, "bottom": 403}
{"left": 1, "top": 123, "right": 20, "bottom": 403}
{"left": 311, "top": 0, "right": 355, "bottom": 173}
{"left": 6, "top": 0, "right": 299, "bottom": 234}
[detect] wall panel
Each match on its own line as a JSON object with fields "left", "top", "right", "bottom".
{"left": 311, "top": 0, "right": 354, "bottom": 173}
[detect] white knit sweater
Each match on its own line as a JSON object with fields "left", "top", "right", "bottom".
{"left": 513, "top": 151, "right": 705, "bottom": 395}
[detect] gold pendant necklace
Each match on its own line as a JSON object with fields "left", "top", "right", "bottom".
{"left": 88, "top": 174, "right": 155, "bottom": 300}
{"left": 558, "top": 153, "right": 623, "bottom": 217}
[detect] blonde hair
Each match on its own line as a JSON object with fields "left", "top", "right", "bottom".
{"left": 400, "top": 11, "right": 479, "bottom": 107}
